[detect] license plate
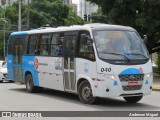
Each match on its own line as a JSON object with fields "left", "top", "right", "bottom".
{"left": 128, "top": 82, "right": 138, "bottom": 86}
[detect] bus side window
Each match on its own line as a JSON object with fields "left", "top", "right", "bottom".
{"left": 51, "top": 34, "right": 59, "bottom": 56}
{"left": 8, "top": 36, "right": 15, "bottom": 55}
{"left": 27, "top": 35, "right": 38, "bottom": 55}
{"left": 78, "top": 32, "right": 95, "bottom": 60}
{"left": 39, "top": 34, "right": 51, "bottom": 56}
{"left": 51, "top": 33, "right": 64, "bottom": 56}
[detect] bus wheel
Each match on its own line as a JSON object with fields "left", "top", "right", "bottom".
{"left": 25, "top": 74, "right": 36, "bottom": 93}
{"left": 9, "top": 80, "right": 14, "bottom": 83}
{"left": 78, "top": 80, "right": 96, "bottom": 104}
{"left": 123, "top": 96, "right": 143, "bottom": 103}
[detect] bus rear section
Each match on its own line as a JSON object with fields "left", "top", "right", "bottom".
{"left": 7, "top": 32, "right": 28, "bottom": 83}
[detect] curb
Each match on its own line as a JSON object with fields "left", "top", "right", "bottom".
{"left": 152, "top": 87, "right": 160, "bottom": 92}
{"left": 15, "top": 82, "right": 23, "bottom": 85}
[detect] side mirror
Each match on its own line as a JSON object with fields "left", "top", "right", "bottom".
{"left": 81, "top": 34, "right": 93, "bottom": 45}
{"left": 143, "top": 35, "right": 147, "bottom": 45}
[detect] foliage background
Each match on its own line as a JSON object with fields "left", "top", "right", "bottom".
{"left": 1, "top": 0, "right": 160, "bottom": 59}
{"left": 0, "top": 0, "right": 84, "bottom": 57}
{"left": 88, "top": 0, "right": 160, "bottom": 54}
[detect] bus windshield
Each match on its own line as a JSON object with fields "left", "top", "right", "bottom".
{"left": 94, "top": 30, "right": 149, "bottom": 60}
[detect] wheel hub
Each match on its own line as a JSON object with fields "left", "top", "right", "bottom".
{"left": 26, "top": 76, "right": 31, "bottom": 90}
{"left": 82, "top": 86, "right": 91, "bottom": 100}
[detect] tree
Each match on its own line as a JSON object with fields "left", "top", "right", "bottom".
{"left": 91, "top": 8, "right": 109, "bottom": 23}
{"left": 87, "top": 0, "right": 160, "bottom": 54}
{"left": 0, "top": 0, "right": 84, "bottom": 57}
{"left": 28, "top": 0, "right": 84, "bottom": 27}
{"left": 136, "top": 0, "right": 160, "bottom": 53}
{"left": 108, "top": 0, "right": 160, "bottom": 54}
{"left": 64, "top": 5, "right": 84, "bottom": 26}
{"left": 87, "top": 0, "right": 116, "bottom": 15}
{"left": 0, "top": 0, "right": 84, "bottom": 29}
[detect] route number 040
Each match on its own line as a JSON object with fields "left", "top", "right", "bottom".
{"left": 101, "top": 68, "right": 111, "bottom": 72}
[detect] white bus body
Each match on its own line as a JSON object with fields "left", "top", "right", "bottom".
{"left": 7, "top": 23, "right": 152, "bottom": 104}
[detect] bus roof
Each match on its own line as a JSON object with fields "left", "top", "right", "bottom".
{"left": 86, "top": 23, "right": 136, "bottom": 31}
{"left": 10, "top": 23, "right": 136, "bottom": 36}
{"left": 11, "top": 31, "right": 28, "bottom": 36}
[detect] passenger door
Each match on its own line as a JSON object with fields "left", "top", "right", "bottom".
{"left": 63, "top": 32, "right": 77, "bottom": 92}
{"left": 13, "top": 35, "right": 27, "bottom": 82}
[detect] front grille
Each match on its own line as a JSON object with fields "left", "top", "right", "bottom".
{"left": 119, "top": 74, "right": 144, "bottom": 91}
{"left": 122, "top": 85, "right": 142, "bottom": 91}
{"left": 119, "top": 74, "right": 144, "bottom": 82}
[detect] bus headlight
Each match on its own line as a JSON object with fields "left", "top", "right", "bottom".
{"left": 107, "top": 75, "right": 116, "bottom": 80}
{"left": 99, "top": 73, "right": 116, "bottom": 80}
{"left": 146, "top": 72, "right": 153, "bottom": 79}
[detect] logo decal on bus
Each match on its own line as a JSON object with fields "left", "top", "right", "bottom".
{"left": 139, "top": 67, "right": 143, "bottom": 73}
{"left": 55, "top": 58, "right": 62, "bottom": 70}
{"left": 84, "top": 63, "right": 89, "bottom": 74}
{"left": 34, "top": 58, "right": 39, "bottom": 69}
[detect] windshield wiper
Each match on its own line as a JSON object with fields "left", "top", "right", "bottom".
{"left": 125, "top": 53, "right": 148, "bottom": 60}
{"left": 100, "top": 52, "right": 131, "bottom": 62}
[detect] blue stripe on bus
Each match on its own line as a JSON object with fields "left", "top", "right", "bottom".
{"left": 7, "top": 55, "right": 14, "bottom": 80}
{"left": 11, "top": 31, "right": 28, "bottom": 36}
{"left": 119, "top": 68, "right": 144, "bottom": 75}
{"left": 22, "top": 56, "right": 39, "bottom": 86}
{"left": 7, "top": 55, "right": 39, "bottom": 86}
{"left": 145, "top": 80, "right": 149, "bottom": 84}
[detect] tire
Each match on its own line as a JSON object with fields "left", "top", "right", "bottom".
{"left": 8, "top": 80, "right": 14, "bottom": 83}
{"left": 25, "top": 74, "right": 43, "bottom": 93}
{"left": 78, "top": 80, "right": 96, "bottom": 104}
{"left": 123, "top": 96, "right": 143, "bottom": 103}
{"left": 0, "top": 81, "right": 3, "bottom": 83}
{"left": 25, "top": 74, "right": 36, "bottom": 93}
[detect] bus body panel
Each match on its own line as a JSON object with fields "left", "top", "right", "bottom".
{"left": 96, "top": 58, "right": 152, "bottom": 97}
{"left": 35, "top": 56, "right": 64, "bottom": 91}
{"left": 22, "top": 56, "right": 39, "bottom": 86}
{"left": 75, "top": 58, "right": 98, "bottom": 96}
{"left": 7, "top": 55, "right": 14, "bottom": 80}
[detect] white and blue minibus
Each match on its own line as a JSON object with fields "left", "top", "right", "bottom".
{"left": 7, "top": 23, "right": 153, "bottom": 104}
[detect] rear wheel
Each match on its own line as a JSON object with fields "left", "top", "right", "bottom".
{"left": 0, "top": 81, "right": 3, "bottom": 83}
{"left": 8, "top": 80, "right": 14, "bottom": 83}
{"left": 25, "top": 74, "right": 43, "bottom": 93}
{"left": 78, "top": 80, "right": 96, "bottom": 104}
{"left": 123, "top": 96, "right": 143, "bottom": 103}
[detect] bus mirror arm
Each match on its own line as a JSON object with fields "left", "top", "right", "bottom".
{"left": 143, "top": 35, "right": 147, "bottom": 45}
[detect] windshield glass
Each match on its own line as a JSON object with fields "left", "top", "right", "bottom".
{"left": 94, "top": 30, "right": 149, "bottom": 60}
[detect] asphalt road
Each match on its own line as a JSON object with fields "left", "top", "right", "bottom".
{"left": 0, "top": 82, "right": 160, "bottom": 120}
{"left": 0, "top": 82, "right": 160, "bottom": 112}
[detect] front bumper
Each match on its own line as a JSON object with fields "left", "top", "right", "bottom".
{"left": 95, "top": 75, "right": 153, "bottom": 98}
{"left": 0, "top": 73, "right": 10, "bottom": 81}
